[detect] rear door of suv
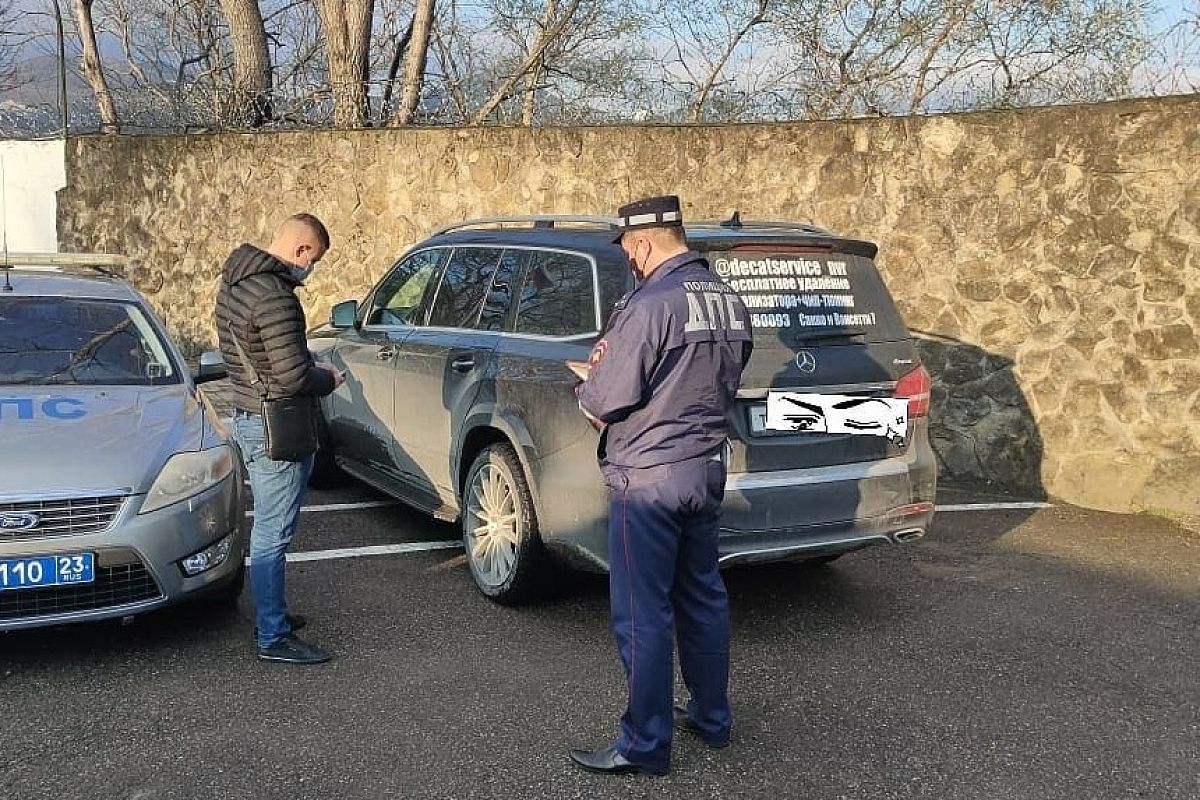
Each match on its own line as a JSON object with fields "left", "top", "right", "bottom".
{"left": 692, "top": 236, "right": 930, "bottom": 515}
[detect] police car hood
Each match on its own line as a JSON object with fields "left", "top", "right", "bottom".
{"left": 0, "top": 385, "right": 204, "bottom": 500}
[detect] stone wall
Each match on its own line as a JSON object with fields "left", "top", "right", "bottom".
{"left": 57, "top": 96, "right": 1200, "bottom": 515}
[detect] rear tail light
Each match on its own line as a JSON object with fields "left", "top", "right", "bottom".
{"left": 895, "top": 366, "right": 931, "bottom": 418}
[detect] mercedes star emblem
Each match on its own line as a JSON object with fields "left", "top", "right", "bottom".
{"left": 795, "top": 351, "right": 817, "bottom": 373}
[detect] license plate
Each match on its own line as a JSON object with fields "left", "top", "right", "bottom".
{"left": 0, "top": 553, "right": 95, "bottom": 591}
{"left": 762, "top": 391, "right": 909, "bottom": 443}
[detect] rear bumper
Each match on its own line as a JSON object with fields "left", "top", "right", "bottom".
{"left": 717, "top": 508, "right": 935, "bottom": 566}
{"left": 0, "top": 475, "right": 245, "bottom": 632}
{"left": 718, "top": 433, "right": 937, "bottom": 566}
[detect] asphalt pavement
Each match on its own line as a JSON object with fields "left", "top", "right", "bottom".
{"left": 1, "top": 481, "right": 1196, "bottom": 800}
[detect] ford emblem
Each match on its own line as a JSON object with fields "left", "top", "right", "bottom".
{"left": 0, "top": 512, "right": 41, "bottom": 532}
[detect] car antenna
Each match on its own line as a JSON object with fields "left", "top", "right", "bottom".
{"left": 1, "top": 152, "right": 12, "bottom": 292}
{"left": 720, "top": 210, "right": 743, "bottom": 229}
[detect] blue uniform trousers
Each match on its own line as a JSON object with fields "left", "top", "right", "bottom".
{"left": 602, "top": 454, "right": 733, "bottom": 772}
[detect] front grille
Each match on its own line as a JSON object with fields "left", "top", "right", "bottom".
{"left": 0, "top": 496, "right": 125, "bottom": 540}
{"left": 0, "top": 561, "right": 162, "bottom": 621}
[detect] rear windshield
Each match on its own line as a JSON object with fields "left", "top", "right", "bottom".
{"left": 700, "top": 249, "right": 909, "bottom": 344}
{"left": 0, "top": 297, "right": 179, "bottom": 386}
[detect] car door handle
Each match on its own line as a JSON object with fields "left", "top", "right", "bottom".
{"left": 450, "top": 356, "right": 476, "bottom": 372}
{"left": 376, "top": 346, "right": 398, "bottom": 362}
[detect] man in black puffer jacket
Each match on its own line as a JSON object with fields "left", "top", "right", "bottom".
{"left": 215, "top": 213, "right": 343, "bottom": 665}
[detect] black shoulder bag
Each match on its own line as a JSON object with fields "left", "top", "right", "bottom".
{"left": 226, "top": 324, "right": 320, "bottom": 462}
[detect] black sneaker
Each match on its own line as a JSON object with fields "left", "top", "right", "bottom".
{"left": 252, "top": 613, "right": 307, "bottom": 641}
{"left": 257, "top": 634, "right": 331, "bottom": 665}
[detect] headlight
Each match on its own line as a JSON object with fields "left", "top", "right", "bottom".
{"left": 140, "top": 446, "right": 234, "bottom": 514}
{"left": 180, "top": 534, "right": 235, "bottom": 576}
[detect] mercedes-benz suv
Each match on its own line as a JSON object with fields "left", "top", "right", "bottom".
{"left": 306, "top": 216, "right": 936, "bottom": 603}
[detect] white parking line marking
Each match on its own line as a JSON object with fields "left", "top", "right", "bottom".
{"left": 936, "top": 502, "right": 1052, "bottom": 512}
{"left": 245, "top": 500, "right": 1051, "bottom": 518}
{"left": 244, "top": 540, "right": 462, "bottom": 566}
{"left": 234, "top": 502, "right": 1052, "bottom": 567}
{"left": 246, "top": 500, "right": 397, "bottom": 517}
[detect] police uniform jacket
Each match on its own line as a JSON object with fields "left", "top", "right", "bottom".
{"left": 577, "top": 251, "right": 753, "bottom": 469}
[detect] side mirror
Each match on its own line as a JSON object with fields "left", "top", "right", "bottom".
{"left": 194, "top": 351, "right": 227, "bottom": 384}
{"left": 331, "top": 300, "right": 359, "bottom": 329}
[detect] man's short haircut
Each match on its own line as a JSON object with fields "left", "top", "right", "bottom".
{"left": 289, "top": 213, "right": 331, "bottom": 251}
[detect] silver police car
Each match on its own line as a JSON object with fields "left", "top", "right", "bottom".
{"left": 0, "top": 255, "right": 245, "bottom": 632}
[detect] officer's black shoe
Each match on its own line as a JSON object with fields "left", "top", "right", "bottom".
{"left": 674, "top": 706, "right": 731, "bottom": 749}
{"left": 251, "top": 613, "right": 307, "bottom": 642}
{"left": 257, "top": 634, "right": 331, "bottom": 665}
{"left": 568, "top": 746, "right": 667, "bottom": 776}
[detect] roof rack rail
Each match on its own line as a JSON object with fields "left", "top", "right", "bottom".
{"left": 430, "top": 215, "right": 621, "bottom": 237}
{"left": 0, "top": 252, "right": 128, "bottom": 277}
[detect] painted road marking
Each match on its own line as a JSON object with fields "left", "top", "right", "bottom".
{"left": 245, "top": 540, "right": 462, "bottom": 566}
{"left": 936, "top": 502, "right": 1052, "bottom": 512}
{"left": 236, "top": 500, "right": 1054, "bottom": 567}
{"left": 247, "top": 500, "right": 1052, "bottom": 519}
{"left": 246, "top": 500, "right": 397, "bottom": 516}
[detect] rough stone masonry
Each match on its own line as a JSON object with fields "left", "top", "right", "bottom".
{"left": 57, "top": 96, "right": 1200, "bottom": 516}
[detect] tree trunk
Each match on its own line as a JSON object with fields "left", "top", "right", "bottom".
{"left": 72, "top": 0, "right": 118, "bottom": 133}
{"left": 315, "top": 0, "right": 375, "bottom": 127}
{"left": 393, "top": 0, "right": 436, "bottom": 125}
{"left": 521, "top": 0, "right": 559, "bottom": 126}
{"left": 217, "top": 0, "right": 272, "bottom": 126}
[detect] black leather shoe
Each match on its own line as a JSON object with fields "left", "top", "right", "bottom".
{"left": 674, "top": 706, "right": 730, "bottom": 749}
{"left": 252, "top": 613, "right": 307, "bottom": 641}
{"left": 257, "top": 634, "right": 331, "bottom": 665}
{"left": 569, "top": 746, "right": 666, "bottom": 776}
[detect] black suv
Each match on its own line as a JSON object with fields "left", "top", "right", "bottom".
{"left": 307, "top": 216, "right": 936, "bottom": 603}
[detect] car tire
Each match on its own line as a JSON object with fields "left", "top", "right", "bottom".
{"left": 462, "top": 443, "right": 546, "bottom": 605}
{"left": 308, "top": 410, "right": 346, "bottom": 489}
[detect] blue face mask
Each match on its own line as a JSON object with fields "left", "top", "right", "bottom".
{"left": 292, "top": 264, "right": 315, "bottom": 283}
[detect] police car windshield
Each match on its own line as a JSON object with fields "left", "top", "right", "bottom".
{"left": 0, "top": 297, "right": 178, "bottom": 386}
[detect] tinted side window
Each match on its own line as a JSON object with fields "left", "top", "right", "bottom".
{"left": 427, "top": 248, "right": 504, "bottom": 329}
{"left": 478, "top": 249, "right": 526, "bottom": 332}
{"left": 596, "top": 257, "right": 633, "bottom": 328}
{"left": 366, "top": 249, "right": 445, "bottom": 326}
{"left": 512, "top": 252, "right": 598, "bottom": 337}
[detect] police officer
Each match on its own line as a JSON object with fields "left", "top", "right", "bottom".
{"left": 569, "top": 196, "right": 753, "bottom": 776}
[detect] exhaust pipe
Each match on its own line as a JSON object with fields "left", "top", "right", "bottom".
{"left": 893, "top": 528, "right": 925, "bottom": 544}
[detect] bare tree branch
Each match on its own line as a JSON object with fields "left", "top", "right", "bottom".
{"left": 469, "top": 0, "right": 583, "bottom": 125}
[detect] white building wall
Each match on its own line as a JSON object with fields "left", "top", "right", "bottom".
{"left": 1, "top": 139, "right": 67, "bottom": 253}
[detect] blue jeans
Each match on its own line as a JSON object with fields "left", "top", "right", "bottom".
{"left": 230, "top": 412, "right": 314, "bottom": 648}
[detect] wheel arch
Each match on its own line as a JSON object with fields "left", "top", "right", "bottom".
{"left": 454, "top": 407, "right": 543, "bottom": 523}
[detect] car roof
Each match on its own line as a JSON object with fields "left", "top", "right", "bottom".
{"left": 0, "top": 264, "right": 142, "bottom": 302}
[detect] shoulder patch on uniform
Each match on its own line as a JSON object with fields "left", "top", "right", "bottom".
{"left": 588, "top": 339, "right": 608, "bottom": 366}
